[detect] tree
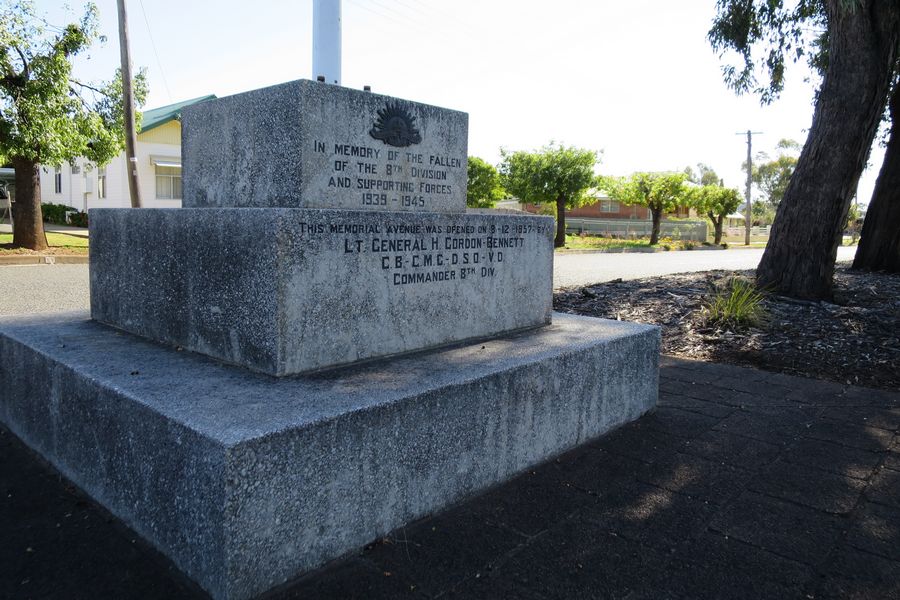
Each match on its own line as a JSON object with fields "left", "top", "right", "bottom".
{"left": 499, "top": 143, "right": 598, "bottom": 248}
{"left": 602, "top": 172, "right": 689, "bottom": 245}
{"left": 685, "top": 163, "right": 721, "bottom": 187}
{"left": 0, "top": 1, "right": 147, "bottom": 250}
{"left": 751, "top": 139, "right": 800, "bottom": 210}
{"left": 845, "top": 201, "right": 861, "bottom": 244}
{"left": 466, "top": 156, "right": 505, "bottom": 208}
{"left": 692, "top": 184, "right": 742, "bottom": 244}
{"left": 710, "top": 0, "right": 900, "bottom": 299}
{"left": 854, "top": 79, "right": 900, "bottom": 272}
{"left": 751, "top": 200, "right": 776, "bottom": 226}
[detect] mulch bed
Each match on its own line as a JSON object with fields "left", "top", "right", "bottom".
{"left": 554, "top": 265, "right": 900, "bottom": 391}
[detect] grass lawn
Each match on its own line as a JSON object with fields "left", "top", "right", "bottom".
{"left": 560, "top": 234, "right": 710, "bottom": 252}
{"left": 561, "top": 235, "right": 650, "bottom": 251}
{"left": 0, "top": 232, "right": 89, "bottom": 254}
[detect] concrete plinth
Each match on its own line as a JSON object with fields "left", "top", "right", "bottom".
{"left": 89, "top": 208, "right": 554, "bottom": 376}
{"left": 0, "top": 312, "right": 659, "bottom": 600}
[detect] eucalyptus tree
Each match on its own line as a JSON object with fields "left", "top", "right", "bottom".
{"left": 854, "top": 80, "right": 900, "bottom": 272}
{"left": 710, "top": 0, "right": 900, "bottom": 298}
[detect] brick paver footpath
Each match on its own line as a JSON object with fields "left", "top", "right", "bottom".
{"left": 2, "top": 357, "right": 899, "bottom": 599}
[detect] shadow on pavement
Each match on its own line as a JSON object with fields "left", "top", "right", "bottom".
{"left": 1, "top": 357, "right": 898, "bottom": 599}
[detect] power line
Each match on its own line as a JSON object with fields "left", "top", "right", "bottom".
{"left": 345, "top": 0, "right": 422, "bottom": 29}
{"left": 137, "top": 0, "right": 172, "bottom": 103}
{"left": 367, "top": 0, "right": 425, "bottom": 25}
{"left": 388, "top": 0, "right": 433, "bottom": 18}
{"left": 402, "top": 0, "right": 482, "bottom": 38}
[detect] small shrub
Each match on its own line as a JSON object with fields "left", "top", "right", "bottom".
{"left": 41, "top": 203, "right": 73, "bottom": 225}
{"left": 720, "top": 242, "right": 729, "bottom": 249}
{"left": 703, "top": 277, "right": 766, "bottom": 329}
{"left": 683, "top": 241, "right": 696, "bottom": 251}
{"left": 67, "top": 211, "right": 88, "bottom": 227}
{"left": 662, "top": 244, "right": 671, "bottom": 251}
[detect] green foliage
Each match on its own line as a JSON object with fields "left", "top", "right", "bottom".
{"left": 466, "top": 156, "right": 505, "bottom": 208}
{"left": 0, "top": 1, "right": 148, "bottom": 167}
{"left": 684, "top": 163, "right": 722, "bottom": 187}
{"left": 67, "top": 210, "right": 87, "bottom": 227}
{"left": 691, "top": 185, "right": 742, "bottom": 219}
{"left": 750, "top": 139, "right": 799, "bottom": 209}
{"left": 499, "top": 143, "right": 598, "bottom": 209}
{"left": 846, "top": 202, "right": 861, "bottom": 228}
{"left": 703, "top": 276, "right": 767, "bottom": 329}
{"left": 601, "top": 172, "right": 690, "bottom": 215}
{"left": 40, "top": 202, "right": 74, "bottom": 225}
{"left": 708, "top": 0, "right": 825, "bottom": 103}
{"left": 751, "top": 201, "right": 776, "bottom": 225}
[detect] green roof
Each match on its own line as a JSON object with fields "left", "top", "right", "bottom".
{"left": 139, "top": 95, "right": 216, "bottom": 132}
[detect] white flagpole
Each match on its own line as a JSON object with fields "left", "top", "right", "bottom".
{"left": 313, "top": 0, "right": 342, "bottom": 85}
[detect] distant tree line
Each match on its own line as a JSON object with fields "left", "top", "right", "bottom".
{"left": 468, "top": 149, "right": 743, "bottom": 248}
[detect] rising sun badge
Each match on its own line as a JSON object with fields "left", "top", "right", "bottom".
{"left": 369, "top": 102, "right": 422, "bottom": 147}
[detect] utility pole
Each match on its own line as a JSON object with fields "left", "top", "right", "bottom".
{"left": 313, "top": 0, "right": 342, "bottom": 85}
{"left": 738, "top": 130, "right": 763, "bottom": 246}
{"left": 117, "top": 0, "right": 142, "bottom": 208}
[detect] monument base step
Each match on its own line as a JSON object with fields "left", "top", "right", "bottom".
{"left": 0, "top": 312, "right": 659, "bottom": 600}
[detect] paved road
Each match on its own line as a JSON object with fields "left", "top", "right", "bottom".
{"left": 0, "top": 264, "right": 90, "bottom": 316}
{"left": 554, "top": 245, "right": 858, "bottom": 288}
{"left": 0, "top": 246, "right": 859, "bottom": 316}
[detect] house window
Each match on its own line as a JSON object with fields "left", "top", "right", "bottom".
{"left": 600, "top": 199, "right": 620, "bottom": 213}
{"left": 54, "top": 168, "right": 62, "bottom": 194}
{"left": 155, "top": 165, "right": 182, "bottom": 199}
{"left": 97, "top": 166, "right": 107, "bottom": 199}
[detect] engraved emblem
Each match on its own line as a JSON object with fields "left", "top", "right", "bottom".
{"left": 369, "top": 102, "right": 422, "bottom": 147}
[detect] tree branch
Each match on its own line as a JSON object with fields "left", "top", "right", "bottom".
{"left": 11, "top": 44, "right": 29, "bottom": 81}
{"left": 67, "top": 85, "right": 93, "bottom": 111}
{"left": 69, "top": 78, "right": 106, "bottom": 96}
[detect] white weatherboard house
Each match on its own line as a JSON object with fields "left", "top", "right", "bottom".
{"left": 39, "top": 95, "right": 214, "bottom": 211}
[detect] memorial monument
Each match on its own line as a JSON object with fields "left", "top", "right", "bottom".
{"left": 0, "top": 80, "right": 659, "bottom": 600}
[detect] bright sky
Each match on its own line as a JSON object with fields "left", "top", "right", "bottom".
{"left": 36, "top": 0, "right": 883, "bottom": 205}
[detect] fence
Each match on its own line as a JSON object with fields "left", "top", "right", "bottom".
{"left": 566, "top": 218, "right": 708, "bottom": 242}
{"left": 725, "top": 225, "right": 771, "bottom": 237}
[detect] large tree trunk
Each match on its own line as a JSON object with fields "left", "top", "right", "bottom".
{"left": 555, "top": 196, "right": 566, "bottom": 248}
{"left": 649, "top": 208, "right": 662, "bottom": 245}
{"left": 853, "top": 81, "right": 900, "bottom": 272}
{"left": 756, "top": 0, "right": 900, "bottom": 299}
{"left": 11, "top": 156, "right": 48, "bottom": 251}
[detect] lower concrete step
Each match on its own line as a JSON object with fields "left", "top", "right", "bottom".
{"left": 0, "top": 312, "right": 658, "bottom": 600}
